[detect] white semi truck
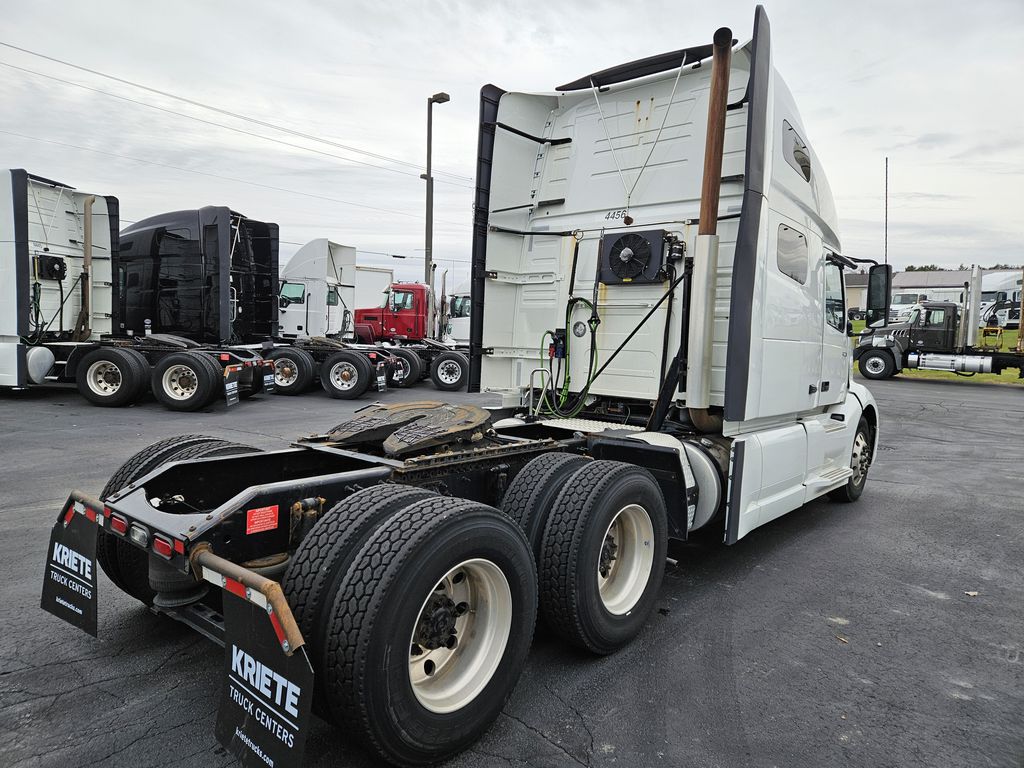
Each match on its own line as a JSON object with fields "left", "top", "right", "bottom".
{"left": 1, "top": 171, "right": 273, "bottom": 410}
{"left": 278, "top": 238, "right": 357, "bottom": 341}
{"left": 41, "top": 9, "right": 888, "bottom": 767}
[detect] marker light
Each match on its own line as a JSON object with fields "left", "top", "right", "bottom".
{"left": 152, "top": 535, "right": 174, "bottom": 559}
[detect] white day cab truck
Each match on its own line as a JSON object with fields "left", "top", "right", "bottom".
{"left": 40, "top": 8, "right": 888, "bottom": 767}
{"left": 1, "top": 171, "right": 274, "bottom": 411}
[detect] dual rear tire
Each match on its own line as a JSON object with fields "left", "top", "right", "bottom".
{"left": 283, "top": 489, "right": 536, "bottom": 766}
{"left": 75, "top": 347, "right": 149, "bottom": 407}
{"left": 96, "top": 435, "right": 260, "bottom": 605}
{"left": 151, "top": 351, "right": 225, "bottom": 411}
{"left": 264, "top": 347, "right": 317, "bottom": 395}
{"left": 320, "top": 351, "right": 374, "bottom": 399}
{"left": 503, "top": 455, "right": 669, "bottom": 654}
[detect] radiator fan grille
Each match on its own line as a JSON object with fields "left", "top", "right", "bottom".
{"left": 608, "top": 234, "right": 651, "bottom": 280}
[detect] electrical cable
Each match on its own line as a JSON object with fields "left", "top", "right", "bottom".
{"left": 0, "top": 129, "right": 471, "bottom": 228}
{"left": 0, "top": 60, "right": 474, "bottom": 189}
{"left": 0, "top": 41, "right": 472, "bottom": 182}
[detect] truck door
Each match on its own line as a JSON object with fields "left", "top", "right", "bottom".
{"left": 385, "top": 288, "right": 418, "bottom": 338}
{"left": 279, "top": 281, "right": 306, "bottom": 335}
{"left": 818, "top": 255, "right": 849, "bottom": 406}
{"left": 908, "top": 306, "right": 951, "bottom": 352}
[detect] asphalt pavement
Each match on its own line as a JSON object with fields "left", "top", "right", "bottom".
{"left": 2, "top": 376, "right": 1022, "bottom": 768}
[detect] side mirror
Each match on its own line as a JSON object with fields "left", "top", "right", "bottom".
{"left": 846, "top": 320, "right": 855, "bottom": 336}
{"left": 865, "top": 263, "right": 892, "bottom": 327}
{"left": 279, "top": 296, "right": 291, "bottom": 309}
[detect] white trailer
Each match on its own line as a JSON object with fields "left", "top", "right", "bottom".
{"left": 354, "top": 265, "right": 394, "bottom": 309}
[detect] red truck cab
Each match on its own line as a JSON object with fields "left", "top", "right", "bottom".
{"left": 353, "top": 282, "right": 430, "bottom": 343}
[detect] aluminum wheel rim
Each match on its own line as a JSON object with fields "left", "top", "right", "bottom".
{"left": 85, "top": 360, "right": 122, "bottom": 396}
{"left": 274, "top": 358, "right": 299, "bottom": 387}
{"left": 598, "top": 504, "right": 655, "bottom": 615}
{"left": 863, "top": 356, "right": 886, "bottom": 375}
{"left": 408, "top": 558, "right": 512, "bottom": 714}
{"left": 437, "top": 360, "right": 462, "bottom": 385}
{"left": 329, "top": 361, "right": 358, "bottom": 390}
{"left": 851, "top": 432, "right": 870, "bottom": 485}
{"left": 161, "top": 364, "right": 199, "bottom": 400}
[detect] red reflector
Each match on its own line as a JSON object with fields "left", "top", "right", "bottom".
{"left": 174, "top": 539, "right": 185, "bottom": 554}
{"left": 103, "top": 506, "right": 112, "bottom": 519}
{"left": 368, "top": 352, "right": 377, "bottom": 359}
{"left": 153, "top": 535, "right": 174, "bottom": 559}
{"left": 110, "top": 515, "right": 128, "bottom": 535}
{"left": 220, "top": 353, "right": 230, "bottom": 362}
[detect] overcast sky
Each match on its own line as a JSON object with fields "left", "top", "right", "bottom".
{"left": 2, "top": 0, "right": 1022, "bottom": 286}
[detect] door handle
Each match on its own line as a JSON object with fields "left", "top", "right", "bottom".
{"left": 808, "top": 384, "right": 818, "bottom": 394}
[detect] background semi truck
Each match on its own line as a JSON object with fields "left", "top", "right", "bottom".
{"left": 42, "top": 9, "right": 888, "bottom": 767}
{"left": 1, "top": 170, "right": 272, "bottom": 411}
{"left": 856, "top": 265, "right": 1024, "bottom": 379}
{"left": 119, "top": 214, "right": 400, "bottom": 399}
{"left": 278, "top": 239, "right": 469, "bottom": 390}
{"left": 353, "top": 280, "right": 471, "bottom": 390}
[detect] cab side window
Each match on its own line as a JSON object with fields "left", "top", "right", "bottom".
{"left": 923, "top": 308, "right": 945, "bottom": 328}
{"left": 389, "top": 290, "right": 415, "bottom": 311}
{"left": 280, "top": 281, "right": 305, "bottom": 304}
{"left": 824, "top": 259, "right": 845, "bottom": 330}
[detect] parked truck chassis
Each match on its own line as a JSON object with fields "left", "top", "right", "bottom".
{"left": 40, "top": 10, "right": 886, "bottom": 766}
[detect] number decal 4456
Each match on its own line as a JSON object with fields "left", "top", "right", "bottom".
{"left": 605, "top": 209, "right": 628, "bottom": 221}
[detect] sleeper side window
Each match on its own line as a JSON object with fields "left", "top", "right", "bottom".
{"left": 777, "top": 224, "right": 808, "bottom": 284}
{"left": 783, "top": 120, "right": 811, "bottom": 182}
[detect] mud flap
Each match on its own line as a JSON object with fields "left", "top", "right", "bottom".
{"left": 40, "top": 501, "right": 98, "bottom": 637}
{"left": 375, "top": 360, "right": 387, "bottom": 392}
{"left": 224, "top": 364, "right": 241, "bottom": 407}
{"left": 261, "top": 360, "right": 277, "bottom": 394}
{"left": 216, "top": 591, "right": 313, "bottom": 768}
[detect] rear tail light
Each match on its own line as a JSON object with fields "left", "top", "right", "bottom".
{"left": 220, "top": 353, "right": 231, "bottom": 361}
{"left": 110, "top": 515, "right": 128, "bottom": 535}
{"left": 368, "top": 352, "right": 377, "bottom": 359}
{"left": 153, "top": 535, "right": 174, "bottom": 559}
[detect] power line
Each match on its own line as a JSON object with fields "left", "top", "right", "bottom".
{"left": 0, "top": 40, "right": 473, "bottom": 183}
{"left": 0, "top": 60, "right": 474, "bottom": 190}
{"left": 0, "top": 129, "right": 472, "bottom": 229}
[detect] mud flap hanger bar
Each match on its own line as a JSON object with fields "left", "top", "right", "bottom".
{"left": 191, "top": 543, "right": 305, "bottom": 656}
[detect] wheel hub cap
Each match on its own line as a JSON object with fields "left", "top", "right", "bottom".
{"left": 274, "top": 359, "right": 298, "bottom": 385}
{"left": 415, "top": 594, "right": 459, "bottom": 650}
{"left": 438, "top": 361, "right": 461, "bottom": 384}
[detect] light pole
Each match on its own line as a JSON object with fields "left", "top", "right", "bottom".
{"left": 423, "top": 91, "right": 450, "bottom": 287}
